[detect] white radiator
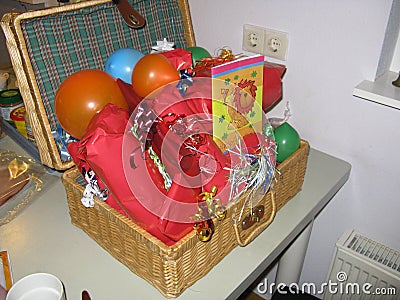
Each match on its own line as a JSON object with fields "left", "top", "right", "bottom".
{"left": 324, "top": 229, "right": 400, "bottom": 299}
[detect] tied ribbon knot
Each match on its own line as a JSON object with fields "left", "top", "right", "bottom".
{"left": 218, "top": 48, "right": 236, "bottom": 60}
{"left": 193, "top": 48, "right": 243, "bottom": 72}
{"left": 195, "top": 186, "right": 226, "bottom": 222}
{"left": 193, "top": 186, "right": 227, "bottom": 242}
{"left": 151, "top": 38, "right": 174, "bottom": 53}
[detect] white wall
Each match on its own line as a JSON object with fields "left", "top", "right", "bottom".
{"left": 188, "top": 0, "right": 400, "bottom": 296}
{"left": 0, "top": 0, "right": 44, "bottom": 66}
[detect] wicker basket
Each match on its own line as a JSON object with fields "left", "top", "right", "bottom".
{"left": 61, "top": 140, "right": 310, "bottom": 298}
{"left": 1, "top": 0, "right": 195, "bottom": 170}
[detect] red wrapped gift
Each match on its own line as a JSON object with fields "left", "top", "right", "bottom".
{"left": 263, "top": 61, "right": 286, "bottom": 110}
{"left": 159, "top": 48, "right": 193, "bottom": 70}
{"left": 116, "top": 78, "right": 143, "bottom": 113}
{"left": 68, "top": 104, "right": 194, "bottom": 245}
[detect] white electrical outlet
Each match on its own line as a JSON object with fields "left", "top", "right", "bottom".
{"left": 242, "top": 24, "right": 265, "bottom": 55}
{"left": 242, "top": 24, "right": 289, "bottom": 61}
{"left": 264, "top": 28, "right": 289, "bottom": 60}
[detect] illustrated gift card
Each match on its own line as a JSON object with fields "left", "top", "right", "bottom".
{"left": 211, "top": 55, "right": 264, "bottom": 152}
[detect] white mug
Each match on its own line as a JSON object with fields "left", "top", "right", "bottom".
{"left": 6, "top": 273, "right": 66, "bottom": 300}
{"left": 0, "top": 73, "right": 9, "bottom": 91}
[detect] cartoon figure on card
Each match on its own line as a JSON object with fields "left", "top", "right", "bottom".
{"left": 228, "top": 78, "right": 257, "bottom": 129}
{"left": 81, "top": 167, "right": 108, "bottom": 207}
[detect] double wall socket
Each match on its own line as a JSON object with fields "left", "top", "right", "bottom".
{"left": 242, "top": 24, "right": 289, "bottom": 60}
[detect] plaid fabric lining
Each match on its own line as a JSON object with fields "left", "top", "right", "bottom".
{"left": 21, "top": 0, "right": 188, "bottom": 130}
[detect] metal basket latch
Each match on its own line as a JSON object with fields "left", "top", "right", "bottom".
{"left": 112, "top": 0, "right": 146, "bottom": 29}
{"left": 241, "top": 205, "right": 265, "bottom": 230}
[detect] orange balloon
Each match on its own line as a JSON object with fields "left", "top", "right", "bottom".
{"left": 55, "top": 69, "right": 128, "bottom": 140}
{"left": 131, "top": 54, "right": 180, "bottom": 97}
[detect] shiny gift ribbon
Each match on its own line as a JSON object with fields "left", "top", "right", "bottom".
{"left": 198, "top": 186, "right": 226, "bottom": 221}
{"left": 193, "top": 186, "right": 227, "bottom": 242}
{"left": 193, "top": 48, "right": 243, "bottom": 72}
{"left": 176, "top": 69, "right": 194, "bottom": 96}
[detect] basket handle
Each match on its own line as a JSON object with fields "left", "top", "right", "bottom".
{"left": 113, "top": 0, "right": 146, "bottom": 29}
{"left": 232, "top": 190, "right": 276, "bottom": 247}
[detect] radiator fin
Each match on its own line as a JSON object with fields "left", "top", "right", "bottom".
{"left": 324, "top": 230, "right": 400, "bottom": 299}
{"left": 346, "top": 232, "right": 400, "bottom": 274}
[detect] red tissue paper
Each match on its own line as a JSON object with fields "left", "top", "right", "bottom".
{"left": 68, "top": 104, "right": 193, "bottom": 245}
{"left": 159, "top": 48, "right": 193, "bottom": 71}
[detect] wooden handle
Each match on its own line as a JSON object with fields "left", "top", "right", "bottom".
{"left": 233, "top": 191, "right": 276, "bottom": 247}
{"left": 113, "top": 0, "right": 146, "bottom": 29}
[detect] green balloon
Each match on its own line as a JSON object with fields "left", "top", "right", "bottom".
{"left": 274, "top": 122, "right": 300, "bottom": 163}
{"left": 187, "top": 46, "right": 211, "bottom": 65}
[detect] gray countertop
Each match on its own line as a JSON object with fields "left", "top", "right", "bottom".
{"left": 0, "top": 136, "right": 351, "bottom": 300}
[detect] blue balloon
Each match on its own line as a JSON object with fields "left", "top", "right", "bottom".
{"left": 105, "top": 48, "right": 144, "bottom": 84}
